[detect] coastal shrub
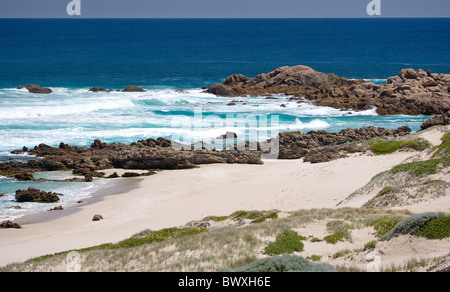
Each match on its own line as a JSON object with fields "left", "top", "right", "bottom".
{"left": 381, "top": 212, "right": 444, "bottom": 241}
{"left": 377, "top": 186, "right": 393, "bottom": 197}
{"left": 263, "top": 230, "right": 306, "bottom": 256}
{"left": 225, "top": 255, "right": 336, "bottom": 272}
{"left": 306, "top": 255, "right": 322, "bottom": 262}
{"left": 390, "top": 157, "right": 450, "bottom": 177}
{"left": 431, "top": 133, "right": 450, "bottom": 158}
{"left": 367, "top": 217, "right": 402, "bottom": 238}
{"left": 229, "top": 210, "right": 279, "bottom": 223}
{"left": 363, "top": 240, "right": 378, "bottom": 251}
{"left": 415, "top": 216, "right": 450, "bottom": 240}
{"left": 323, "top": 230, "right": 351, "bottom": 245}
{"left": 116, "top": 227, "right": 208, "bottom": 248}
{"left": 369, "top": 139, "right": 429, "bottom": 155}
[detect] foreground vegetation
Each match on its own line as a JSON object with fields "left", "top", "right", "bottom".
{"left": 2, "top": 208, "right": 449, "bottom": 272}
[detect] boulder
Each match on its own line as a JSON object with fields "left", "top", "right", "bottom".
{"left": 92, "top": 214, "right": 103, "bottom": 221}
{"left": 15, "top": 172, "right": 33, "bottom": 181}
{"left": 15, "top": 187, "right": 62, "bottom": 203}
{"left": 0, "top": 221, "right": 22, "bottom": 229}
{"left": 25, "top": 84, "right": 52, "bottom": 94}
{"left": 122, "top": 85, "right": 145, "bottom": 92}
{"left": 175, "top": 89, "right": 188, "bottom": 94}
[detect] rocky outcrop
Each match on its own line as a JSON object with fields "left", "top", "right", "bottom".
{"left": 421, "top": 111, "right": 450, "bottom": 130}
{"left": 276, "top": 126, "right": 412, "bottom": 162}
{"left": 206, "top": 66, "right": 450, "bottom": 116}
{"left": 122, "top": 85, "right": 145, "bottom": 92}
{"left": 24, "top": 84, "right": 52, "bottom": 94}
{"left": 15, "top": 187, "right": 62, "bottom": 203}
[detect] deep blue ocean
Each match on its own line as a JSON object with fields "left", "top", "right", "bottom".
{"left": 0, "top": 18, "right": 449, "bottom": 220}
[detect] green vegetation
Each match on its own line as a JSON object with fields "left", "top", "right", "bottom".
{"left": 415, "top": 216, "right": 450, "bottom": 240}
{"left": 323, "top": 230, "right": 351, "bottom": 245}
{"left": 227, "top": 255, "right": 336, "bottom": 272}
{"left": 431, "top": 133, "right": 450, "bottom": 158}
{"left": 377, "top": 186, "right": 393, "bottom": 197}
{"left": 228, "top": 210, "right": 279, "bottom": 224}
{"left": 381, "top": 212, "right": 444, "bottom": 241}
{"left": 332, "top": 249, "right": 352, "bottom": 259}
{"left": 263, "top": 230, "right": 306, "bottom": 256}
{"left": 26, "top": 227, "right": 208, "bottom": 264}
{"left": 306, "top": 255, "right": 322, "bottom": 262}
{"left": 203, "top": 216, "right": 229, "bottom": 222}
{"left": 369, "top": 139, "right": 429, "bottom": 155}
{"left": 421, "top": 180, "right": 446, "bottom": 185}
{"left": 363, "top": 240, "right": 378, "bottom": 251}
{"left": 367, "top": 217, "right": 402, "bottom": 238}
{"left": 390, "top": 157, "right": 450, "bottom": 177}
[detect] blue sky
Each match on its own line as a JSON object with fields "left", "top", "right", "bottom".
{"left": 0, "top": 0, "right": 449, "bottom": 18}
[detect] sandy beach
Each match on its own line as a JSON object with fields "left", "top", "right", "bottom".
{"left": 0, "top": 151, "right": 419, "bottom": 267}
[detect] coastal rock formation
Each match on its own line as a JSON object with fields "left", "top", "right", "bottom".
{"left": 421, "top": 111, "right": 450, "bottom": 130}
{"left": 24, "top": 84, "right": 52, "bottom": 94}
{"left": 0, "top": 221, "right": 22, "bottom": 229}
{"left": 206, "top": 66, "right": 450, "bottom": 116}
{"left": 0, "top": 137, "right": 263, "bottom": 179}
{"left": 276, "top": 126, "right": 412, "bottom": 162}
{"left": 15, "top": 187, "right": 62, "bottom": 203}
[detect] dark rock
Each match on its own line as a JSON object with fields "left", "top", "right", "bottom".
{"left": 49, "top": 206, "right": 64, "bottom": 211}
{"left": 206, "top": 66, "right": 450, "bottom": 116}
{"left": 122, "top": 172, "right": 141, "bottom": 177}
{"left": 107, "top": 172, "right": 119, "bottom": 178}
{"left": 25, "top": 84, "right": 52, "bottom": 94}
{"left": 89, "top": 87, "right": 107, "bottom": 92}
{"left": 16, "top": 85, "right": 24, "bottom": 89}
{"left": 15, "top": 172, "right": 33, "bottom": 181}
{"left": 175, "top": 89, "right": 188, "bottom": 94}
{"left": 15, "top": 187, "right": 62, "bottom": 203}
{"left": 122, "top": 85, "right": 145, "bottom": 92}
{"left": 421, "top": 111, "right": 450, "bottom": 130}
{"left": 92, "top": 214, "right": 103, "bottom": 221}
{"left": 0, "top": 221, "right": 22, "bottom": 229}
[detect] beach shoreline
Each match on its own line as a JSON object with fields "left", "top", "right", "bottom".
{"left": 0, "top": 152, "right": 421, "bottom": 267}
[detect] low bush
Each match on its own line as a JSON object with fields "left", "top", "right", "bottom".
{"left": 390, "top": 157, "right": 450, "bottom": 177}
{"left": 415, "top": 216, "right": 450, "bottom": 240}
{"left": 323, "top": 230, "right": 351, "bottom": 245}
{"left": 226, "top": 255, "right": 336, "bottom": 272}
{"left": 367, "top": 217, "right": 402, "bottom": 238}
{"left": 369, "top": 139, "right": 429, "bottom": 155}
{"left": 381, "top": 212, "right": 444, "bottom": 241}
{"left": 263, "top": 230, "right": 305, "bottom": 256}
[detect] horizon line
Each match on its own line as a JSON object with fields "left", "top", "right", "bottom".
{"left": 1, "top": 16, "right": 450, "bottom": 20}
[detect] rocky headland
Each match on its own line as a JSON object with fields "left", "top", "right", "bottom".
{"left": 206, "top": 65, "right": 450, "bottom": 116}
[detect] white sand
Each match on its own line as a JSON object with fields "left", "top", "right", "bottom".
{"left": 0, "top": 152, "right": 417, "bottom": 267}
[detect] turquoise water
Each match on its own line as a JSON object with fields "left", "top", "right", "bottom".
{"left": 0, "top": 18, "right": 448, "bottom": 220}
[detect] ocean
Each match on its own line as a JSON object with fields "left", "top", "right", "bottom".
{"left": 0, "top": 18, "right": 449, "bottom": 220}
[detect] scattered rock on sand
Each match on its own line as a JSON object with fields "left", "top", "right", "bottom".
{"left": 92, "top": 214, "right": 103, "bottom": 221}
{"left": 0, "top": 221, "right": 22, "bottom": 229}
